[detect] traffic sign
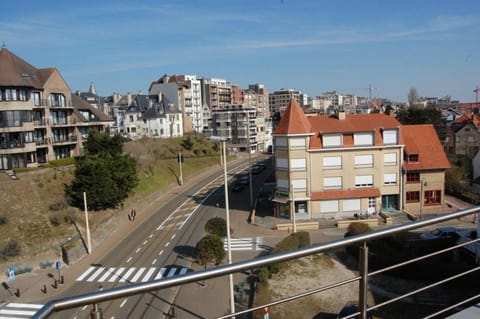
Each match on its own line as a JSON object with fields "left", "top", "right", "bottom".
{"left": 8, "top": 266, "right": 15, "bottom": 283}
{"left": 56, "top": 261, "right": 62, "bottom": 270}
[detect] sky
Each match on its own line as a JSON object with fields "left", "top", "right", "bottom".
{"left": 1, "top": 0, "right": 479, "bottom": 103}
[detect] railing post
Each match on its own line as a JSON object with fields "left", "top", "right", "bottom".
{"left": 359, "top": 241, "right": 368, "bottom": 319}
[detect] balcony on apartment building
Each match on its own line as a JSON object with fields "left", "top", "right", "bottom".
{"left": 41, "top": 99, "right": 74, "bottom": 108}
{"left": 51, "top": 135, "right": 78, "bottom": 145}
{"left": 50, "top": 118, "right": 76, "bottom": 127}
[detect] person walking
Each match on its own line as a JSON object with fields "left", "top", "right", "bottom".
{"left": 131, "top": 209, "right": 136, "bottom": 221}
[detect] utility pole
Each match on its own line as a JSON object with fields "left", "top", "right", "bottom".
{"left": 246, "top": 120, "right": 253, "bottom": 214}
{"left": 290, "top": 182, "right": 296, "bottom": 233}
{"left": 83, "top": 192, "right": 92, "bottom": 254}
{"left": 178, "top": 152, "right": 183, "bottom": 185}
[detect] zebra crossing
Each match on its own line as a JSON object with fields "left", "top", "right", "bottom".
{"left": 224, "top": 237, "right": 269, "bottom": 251}
{"left": 0, "top": 302, "right": 42, "bottom": 319}
{"left": 76, "top": 265, "right": 189, "bottom": 284}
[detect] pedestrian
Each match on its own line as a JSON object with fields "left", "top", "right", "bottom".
{"left": 131, "top": 209, "right": 136, "bottom": 221}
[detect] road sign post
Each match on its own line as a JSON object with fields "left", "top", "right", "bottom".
{"left": 8, "top": 266, "right": 15, "bottom": 284}
{"left": 56, "top": 261, "right": 62, "bottom": 283}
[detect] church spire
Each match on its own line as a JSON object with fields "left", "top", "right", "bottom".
{"left": 88, "top": 81, "right": 96, "bottom": 95}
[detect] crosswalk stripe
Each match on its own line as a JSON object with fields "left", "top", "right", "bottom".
{"left": 7, "top": 303, "right": 43, "bottom": 309}
{"left": 155, "top": 267, "right": 167, "bottom": 280}
{"left": 109, "top": 267, "right": 125, "bottom": 282}
{"left": 166, "top": 267, "right": 177, "bottom": 277}
{"left": 98, "top": 267, "right": 115, "bottom": 282}
{"left": 130, "top": 267, "right": 146, "bottom": 282}
{"left": 76, "top": 266, "right": 96, "bottom": 281}
{"left": 87, "top": 267, "right": 105, "bottom": 282}
{"left": 179, "top": 268, "right": 188, "bottom": 276}
{"left": 141, "top": 268, "right": 156, "bottom": 282}
{"left": 0, "top": 308, "right": 37, "bottom": 316}
{"left": 119, "top": 267, "right": 136, "bottom": 283}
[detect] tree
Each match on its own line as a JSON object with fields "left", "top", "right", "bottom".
{"left": 408, "top": 87, "right": 419, "bottom": 107}
{"left": 204, "top": 217, "right": 227, "bottom": 237}
{"left": 65, "top": 131, "right": 138, "bottom": 210}
{"left": 195, "top": 234, "right": 225, "bottom": 268}
{"left": 396, "top": 105, "right": 447, "bottom": 141}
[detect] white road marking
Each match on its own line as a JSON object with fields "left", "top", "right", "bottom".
{"left": 76, "top": 266, "right": 96, "bottom": 281}
{"left": 130, "top": 267, "right": 146, "bottom": 282}
{"left": 98, "top": 267, "right": 115, "bottom": 282}
{"left": 87, "top": 267, "right": 105, "bottom": 282}
{"left": 119, "top": 268, "right": 136, "bottom": 283}
{"left": 109, "top": 267, "right": 125, "bottom": 282}
{"left": 126, "top": 257, "right": 132, "bottom": 263}
{"left": 154, "top": 267, "right": 167, "bottom": 280}
{"left": 141, "top": 268, "right": 156, "bottom": 282}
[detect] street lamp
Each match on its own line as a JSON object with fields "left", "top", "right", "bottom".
{"left": 245, "top": 120, "right": 253, "bottom": 215}
{"left": 210, "top": 136, "right": 235, "bottom": 317}
{"left": 290, "top": 183, "right": 296, "bottom": 233}
{"left": 420, "top": 177, "right": 427, "bottom": 220}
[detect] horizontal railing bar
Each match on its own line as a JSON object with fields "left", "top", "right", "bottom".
{"left": 215, "top": 275, "right": 361, "bottom": 319}
{"left": 423, "top": 293, "right": 480, "bottom": 319}
{"left": 369, "top": 266, "right": 480, "bottom": 311}
{"left": 32, "top": 206, "right": 480, "bottom": 319}
{"left": 370, "top": 238, "right": 480, "bottom": 276}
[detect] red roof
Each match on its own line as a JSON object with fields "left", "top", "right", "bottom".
{"left": 311, "top": 188, "right": 381, "bottom": 200}
{"left": 402, "top": 124, "right": 450, "bottom": 170}
{"left": 273, "top": 99, "right": 311, "bottom": 135}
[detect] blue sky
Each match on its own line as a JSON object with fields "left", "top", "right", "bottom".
{"left": 1, "top": 0, "right": 479, "bottom": 103}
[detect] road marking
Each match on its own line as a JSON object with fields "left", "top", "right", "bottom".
{"left": 166, "top": 267, "right": 177, "bottom": 277}
{"left": 76, "top": 266, "right": 96, "bottom": 281}
{"left": 179, "top": 268, "right": 188, "bottom": 276}
{"left": 126, "top": 257, "right": 132, "bottom": 263}
{"left": 6, "top": 303, "right": 43, "bottom": 309}
{"left": 159, "top": 250, "right": 164, "bottom": 256}
{"left": 109, "top": 267, "right": 125, "bottom": 282}
{"left": 135, "top": 248, "right": 141, "bottom": 253}
{"left": 171, "top": 234, "right": 176, "bottom": 240}
{"left": 120, "top": 299, "right": 128, "bottom": 308}
{"left": 143, "top": 240, "right": 148, "bottom": 245}
{"left": 165, "top": 242, "right": 170, "bottom": 247}
{"left": 152, "top": 259, "right": 157, "bottom": 265}
{"left": 0, "top": 302, "right": 43, "bottom": 318}
{"left": 130, "top": 267, "right": 146, "bottom": 282}
{"left": 155, "top": 267, "right": 167, "bottom": 280}
{"left": 87, "top": 267, "right": 105, "bottom": 282}
{"left": 142, "top": 268, "right": 156, "bottom": 282}
{"left": 119, "top": 268, "right": 136, "bottom": 283}
{"left": 98, "top": 267, "right": 115, "bottom": 282}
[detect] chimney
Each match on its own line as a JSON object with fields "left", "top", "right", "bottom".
{"left": 338, "top": 107, "right": 346, "bottom": 120}
{"left": 127, "top": 92, "right": 132, "bottom": 105}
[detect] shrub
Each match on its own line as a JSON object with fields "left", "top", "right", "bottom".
{"left": 49, "top": 212, "right": 63, "bottom": 226}
{"left": 49, "top": 199, "right": 68, "bottom": 211}
{"left": 0, "top": 215, "right": 7, "bottom": 225}
{"left": 0, "top": 239, "right": 21, "bottom": 260}
{"left": 345, "top": 222, "right": 372, "bottom": 237}
{"left": 205, "top": 217, "right": 227, "bottom": 237}
{"left": 291, "top": 231, "right": 310, "bottom": 248}
{"left": 258, "top": 267, "right": 270, "bottom": 285}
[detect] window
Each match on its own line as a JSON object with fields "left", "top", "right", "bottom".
{"left": 275, "top": 137, "right": 287, "bottom": 148}
{"left": 353, "top": 132, "right": 374, "bottom": 146}
{"left": 384, "top": 173, "right": 397, "bottom": 185}
{"left": 406, "top": 191, "right": 420, "bottom": 203}
{"left": 355, "top": 154, "right": 373, "bottom": 168}
{"left": 49, "top": 93, "right": 66, "bottom": 107}
{"left": 277, "top": 179, "right": 289, "bottom": 191}
{"left": 323, "top": 156, "right": 341, "bottom": 169}
{"left": 407, "top": 154, "right": 419, "bottom": 163}
{"left": 276, "top": 158, "right": 288, "bottom": 170}
{"left": 468, "top": 136, "right": 475, "bottom": 143}
{"left": 291, "top": 158, "right": 306, "bottom": 171}
{"left": 292, "top": 179, "right": 307, "bottom": 191}
{"left": 290, "top": 138, "right": 306, "bottom": 149}
{"left": 355, "top": 175, "right": 373, "bottom": 188}
{"left": 406, "top": 172, "right": 420, "bottom": 183}
{"left": 320, "top": 200, "right": 339, "bottom": 213}
{"left": 383, "top": 129, "right": 398, "bottom": 144}
{"left": 322, "top": 134, "right": 342, "bottom": 147}
{"left": 384, "top": 153, "right": 397, "bottom": 166}
{"left": 323, "top": 177, "right": 342, "bottom": 190}
{"left": 343, "top": 199, "right": 361, "bottom": 212}
{"left": 424, "top": 190, "right": 441, "bottom": 205}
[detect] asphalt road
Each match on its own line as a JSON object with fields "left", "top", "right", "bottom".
{"left": 41, "top": 155, "right": 269, "bottom": 319}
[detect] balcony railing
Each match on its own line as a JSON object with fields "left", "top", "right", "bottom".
{"left": 32, "top": 207, "right": 480, "bottom": 319}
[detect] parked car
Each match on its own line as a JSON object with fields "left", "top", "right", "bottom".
{"left": 231, "top": 182, "right": 245, "bottom": 192}
{"left": 238, "top": 175, "right": 250, "bottom": 185}
{"left": 252, "top": 163, "right": 266, "bottom": 174}
{"left": 421, "top": 227, "right": 459, "bottom": 240}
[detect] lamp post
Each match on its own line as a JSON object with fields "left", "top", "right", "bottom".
{"left": 211, "top": 136, "right": 235, "bottom": 317}
{"left": 420, "top": 178, "right": 427, "bottom": 220}
{"left": 246, "top": 120, "right": 253, "bottom": 214}
{"left": 83, "top": 192, "right": 92, "bottom": 254}
{"left": 290, "top": 182, "right": 296, "bottom": 233}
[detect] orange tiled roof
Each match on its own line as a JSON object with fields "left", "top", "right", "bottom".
{"left": 311, "top": 188, "right": 381, "bottom": 200}
{"left": 402, "top": 124, "right": 450, "bottom": 170}
{"left": 273, "top": 99, "right": 312, "bottom": 135}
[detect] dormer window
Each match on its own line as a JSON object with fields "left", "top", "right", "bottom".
{"left": 322, "top": 134, "right": 342, "bottom": 148}
{"left": 353, "top": 132, "right": 374, "bottom": 146}
{"left": 383, "top": 129, "right": 398, "bottom": 145}
{"left": 407, "top": 154, "right": 419, "bottom": 163}
{"left": 49, "top": 93, "right": 66, "bottom": 107}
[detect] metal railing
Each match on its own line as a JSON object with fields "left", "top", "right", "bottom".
{"left": 32, "top": 207, "right": 480, "bottom": 319}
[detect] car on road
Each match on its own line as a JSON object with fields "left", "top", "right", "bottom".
{"left": 251, "top": 163, "right": 266, "bottom": 174}
{"left": 231, "top": 182, "right": 245, "bottom": 192}
{"left": 421, "top": 227, "right": 459, "bottom": 240}
{"left": 238, "top": 175, "right": 250, "bottom": 185}
{"left": 336, "top": 301, "right": 372, "bottom": 319}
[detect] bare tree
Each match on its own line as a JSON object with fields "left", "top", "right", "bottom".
{"left": 408, "top": 87, "right": 419, "bottom": 107}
